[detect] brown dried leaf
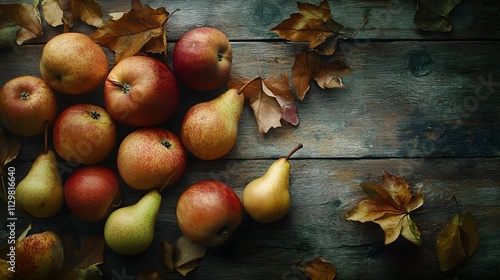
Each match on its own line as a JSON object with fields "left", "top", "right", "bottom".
{"left": 0, "top": 259, "right": 14, "bottom": 280}
{"left": 161, "top": 236, "right": 206, "bottom": 277}
{"left": 54, "top": 235, "right": 105, "bottom": 280}
{"left": 292, "top": 51, "right": 352, "bottom": 100}
{"left": 0, "top": 0, "right": 42, "bottom": 45}
{"left": 160, "top": 240, "right": 175, "bottom": 271}
{"left": 347, "top": 171, "right": 424, "bottom": 245}
{"left": 0, "top": 127, "right": 21, "bottom": 203}
{"left": 436, "top": 211, "right": 479, "bottom": 272}
{"left": 229, "top": 74, "right": 299, "bottom": 135}
{"left": 42, "top": 0, "right": 103, "bottom": 30}
{"left": 270, "top": 0, "right": 343, "bottom": 55}
{"left": 91, "top": 0, "right": 169, "bottom": 63}
{"left": 296, "top": 257, "right": 336, "bottom": 280}
{"left": 414, "top": 0, "right": 462, "bottom": 32}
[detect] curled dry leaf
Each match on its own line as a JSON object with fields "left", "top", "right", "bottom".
{"left": 229, "top": 74, "right": 299, "bottom": 135}
{"left": 0, "top": 127, "right": 21, "bottom": 203}
{"left": 414, "top": 0, "right": 462, "bottom": 32}
{"left": 347, "top": 171, "right": 424, "bottom": 245}
{"left": 161, "top": 236, "right": 206, "bottom": 276}
{"left": 292, "top": 51, "right": 351, "bottom": 101}
{"left": 270, "top": 0, "right": 343, "bottom": 55}
{"left": 54, "top": 234, "right": 105, "bottom": 280}
{"left": 436, "top": 211, "right": 479, "bottom": 272}
{"left": 42, "top": 0, "right": 103, "bottom": 31}
{"left": 91, "top": 0, "right": 169, "bottom": 63}
{"left": 0, "top": 0, "right": 43, "bottom": 46}
{"left": 296, "top": 257, "right": 336, "bottom": 280}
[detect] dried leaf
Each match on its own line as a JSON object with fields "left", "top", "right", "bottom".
{"left": 436, "top": 211, "right": 479, "bottom": 272}
{"left": 270, "top": 0, "right": 343, "bottom": 55}
{"left": 160, "top": 240, "right": 175, "bottom": 271}
{"left": 91, "top": 0, "right": 169, "bottom": 62}
{"left": 0, "top": 0, "right": 42, "bottom": 45}
{"left": 135, "top": 268, "right": 168, "bottom": 280}
{"left": 347, "top": 171, "right": 424, "bottom": 245}
{"left": 229, "top": 74, "right": 299, "bottom": 135}
{"left": 414, "top": 0, "right": 462, "bottom": 32}
{"left": 292, "top": 51, "right": 351, "bottom": 101}
{"left": 0, "top": 259, "right": 14, "bottom": 280}
{"left": 296, "top": 257, "right": 336, "bottom": 280}
{"left": 174, "top": 236, "right": 206, "bottom": 276}
{"left": 54, "top": 235, "right": 105, "bottom": 280}
{"left": 0, "top": 127, "right": 21, "bottom": 204}
{"left": 42, "top": 0, "right": 103, "bottom": 30}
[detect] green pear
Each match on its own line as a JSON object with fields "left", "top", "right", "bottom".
{"left": 242, "top": 144, "right": 303, "bottom": 223}
{"left": 15, "top": 150, "right": 64, "bottom": 218}
{"left": 181, "top": 76, "right": 259, "bottom": 160}
{"left": 104, "top": 189, "right": 161, "bottom": 255}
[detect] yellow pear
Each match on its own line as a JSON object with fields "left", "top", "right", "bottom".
{"left": 104, "top": 190, "right": 161, "bottom": 255}
{"left": 242, "top": 144, "right": 303, "bottom": 223}
{"left": 15, "top": 149, "right": 64, "bottom": 218}
{"left": 181, "top": 76, "right": 259, "bottom": 160}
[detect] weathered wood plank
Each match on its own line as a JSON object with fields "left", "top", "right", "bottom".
{"left": 2, "top": 157, "right": 499, "bottom": 279}
{"left": 2, "top": 40, "right": 499, "bottom": 161}
{"left": 2, "top": 0, "right": 499, "bottom": 43}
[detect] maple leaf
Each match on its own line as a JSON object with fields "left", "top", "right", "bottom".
{"left": 414, "top": 0, "right": 462, "bottom": 32}
{"left": 347, "top": 171, "right": 424, "bottom": 245}
{"left": 296, "top": 257, "right": 336, "bottom": 280}
{"left": 42, "top": 0, "right": 103, "bottom": 32}
{"left": 0, "top": 127, "right": 21, "bottom": 204}
{"left": 270, "top": 0, "right": 343, "bottom": 56}
{"left": 54, "top": 234, "right": 105, "bottom": 280}
{"left": 292, "top": 50, "right": 351, "bottom": 100}
{"left": 436, "top": 211, "right": 479, "bottom": 272}
{"left": 229, "top": 74, "right": 299, "bottom": 135}
{"left": 161, "top": 236, "right": 206, "bottom": 276}
{"left": 0, "top": 0, "right": 43, "bottom": 46}
{"left": 91, "top": 0, "right": 169, "bottom": 63}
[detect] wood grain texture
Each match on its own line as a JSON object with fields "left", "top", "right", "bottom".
{"left": 0, "top": 0, "right": 499, "bottom": 279}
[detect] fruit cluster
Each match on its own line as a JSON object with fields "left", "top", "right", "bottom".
{"left": 1, "top": 27, "right": 301, "bottom": 279}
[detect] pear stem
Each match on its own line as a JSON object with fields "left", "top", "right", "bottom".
{"left": 285, "top": 143, "right": 303, "bottom": 160}
{"left": 43, "top": 122, "right": 48, "bottom": 154}
{"left": 236, "top": 75, "right": 260, "bottom": 95}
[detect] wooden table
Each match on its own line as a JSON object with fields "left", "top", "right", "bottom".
{"left": 1, "top": 0, "right": 499, "bottom": 279}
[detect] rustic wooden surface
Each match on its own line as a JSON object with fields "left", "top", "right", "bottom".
{"left": 1, "top": 0, "right": 499, "bottom": 279}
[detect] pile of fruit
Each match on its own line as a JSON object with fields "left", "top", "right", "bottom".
{"left": 0, "top": 27, "right": 302, "bottom": 279}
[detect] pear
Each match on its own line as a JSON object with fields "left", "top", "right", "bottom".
{"left": 242, "top": 143, "right": 303, "bottom": 223}
{"left": 16, "top": 144, "right": 64, "bottom": 218}
{"left": 104, "top": 189, "right": 161, "bottom": 255}
{"left": 181, "top": 76, "right": 259, "bottom": 160}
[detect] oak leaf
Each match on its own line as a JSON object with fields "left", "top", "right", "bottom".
{"left": 161, "top": 236, "right": 206, "bottom": 276}
{"left": 91, "top": 0, "right": 169, "bottom": 63}
{"left": 42, "top": 0, "right": 103, "bottom": 31}
{"left": 347, "top": 171, "right": 424, "bottom": 245}
{"left": 54, "top": 234, "right": 105, "bottom": 280}
{"left": 296, "top": 257, "right": 336, "bottom": 280}
{"left": 436, "top": 211, "right": 479, "bottom": 272}
{"left": 292, "top": 51, "right": 351, "bottom": 100}
{"left": 0, "top": 127, "right": 21, "bottom": 204}
{"left": 414, "top": 0, "right": 462, "bottom": 32}
{"left": 0, "top": 0, "right": 42, "bottom": 46}
{"left": 229, "top": 74, "right": 299, "bottom": 135}
{"left": 270, "top": 0, "right": 343, "bottom": 56}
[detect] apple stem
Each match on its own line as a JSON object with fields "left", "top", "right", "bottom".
{"left": 285, "top": 143, "right": 303, "bottom": 161}
{"left": 44, "top": 122, "right": 49, "bottom": 154}
{"left": 236, "top": 75, "right": 260, "bottom": 95}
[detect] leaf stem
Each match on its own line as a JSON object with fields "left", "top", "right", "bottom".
{"left": 412, "top": 195, "right": 458, "bottom": 215}
{"left": 237, "top": 75, "right": 260, "bottom": 95}
{"left": 343, "top": 18, "right": 369, "bottom": 40}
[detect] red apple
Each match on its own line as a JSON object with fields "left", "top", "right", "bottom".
{"left": 104, "top": 55, "right": 179, "bottom": 126}
{"left": 117, "top": 127, "right": 186, "bottom": 191}
{"left": 0, "top": 75, "right": 57, "bottom": 137}
{"left": 53, "top": 104, "right": 116, "bottom": 165}
{"left": 172, "top": 26, "right": 232, "bottom": 91}
{"left": 64, "top": 165, "right": 121, "bottom": 222}
{"left": 176, "top": 180, "right": 243, "bottom": 246}
{"left": 40, "top": 32, "right": 109, "bottom": 95}
{"left": 16, "top": 230, "right": 64, "bottom": 280}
